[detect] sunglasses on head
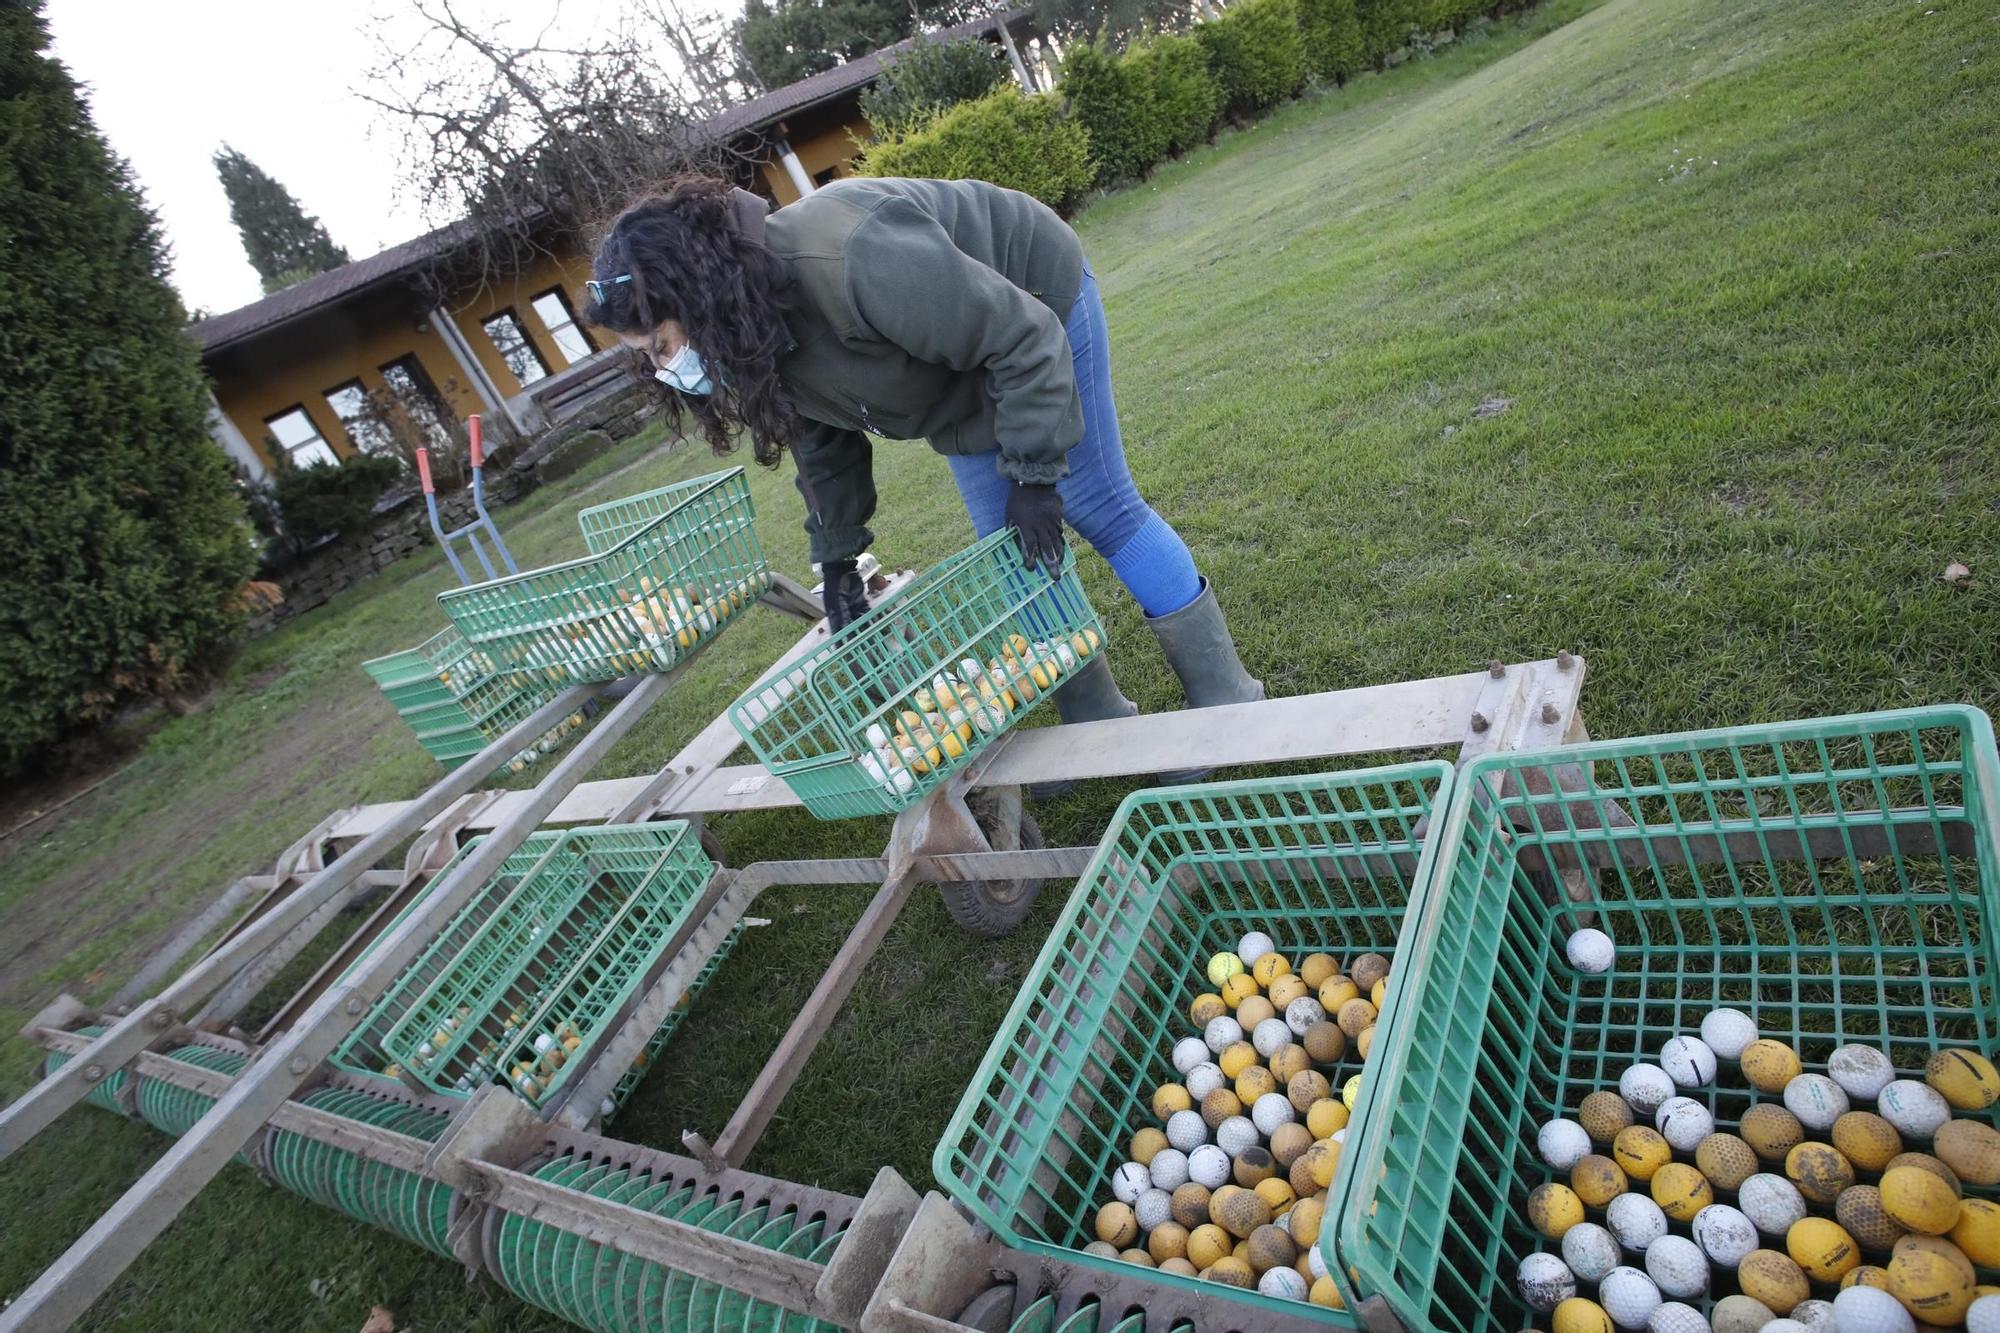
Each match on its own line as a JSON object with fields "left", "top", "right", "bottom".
{"left": 585, "top": 274, "right": 633, "bottom": 303}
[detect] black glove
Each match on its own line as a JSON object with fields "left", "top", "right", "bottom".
{"left": 821, "top": 559, "right": 871, "bottom": 633}
{"left": 1005, "top": 481, "right": 1065, "bottom": 578}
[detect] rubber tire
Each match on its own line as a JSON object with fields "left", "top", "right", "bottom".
{"left": 939, "top": 805, "right": 1046, "bottom": 939}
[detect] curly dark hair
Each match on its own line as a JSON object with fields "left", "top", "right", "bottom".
{"left": 582, "top": 176, "right": 799, "bottom": 466}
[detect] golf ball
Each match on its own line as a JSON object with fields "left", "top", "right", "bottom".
{"left": 1967, "top": 1295, "right": 2000, "bottom": 1333}
{"left": 1204, "top": 1015, "right": 1244, "bottom": 1054}
{"left": 1710, "top": 1297, "right": 1777, "bottom": 1333}
{"left": 1828, "top": 1044, "right": 1897, "bottom": 1101}
{"left": 1252, "top": 1017, "right": 1292, "bottom": 1057}
{"left": 1186, "top": 1062, "right": 1226, "bottom": 1101}
{"left": 1877, "top": 1079, "right": 1951, "bottom": 1137}
{"left": 1518, "top": 1252, "right": 1580, "bottom": 1313}
{"left": 1648, "top": 1302, "right": 1712, "bottom": 1333}
{"left": 1655, "top": 1097, "right": 1715, "bottom": 1152}
{"left": 1172, "top": 1036, "right": 1209, "bottom": 1074}
{"left": 1237, "top": 932, "right": 1275, "bottom": 966}
{"left": 1251, "top": 1092, "right": 1295, "bottom": 1137}
{"left": 1783, "top": 1072, "right": 1850, "bottom": 1131}
{"left": 1166, "top": 1110, "right": 1208, "bottom": 1152}
{"left": 1606, "top": 1193, "right": 1669, "bottom": 1253}
{"left": 1258, "top": 1266, "right": 1308, "bottom": 1300}
{"left": 1692, "top": 1203, "right": 1760, "bottom": 1266}
{"left": 1660, "top": 1036, "right": 1717, "bottom": 1088}
{"left": 1187, "top": 1144, "right": 1231, "bottom": 1188}
{"left": 1562, "top": 1222, "right": 1623, "bottom": 1282}
{"left": 1217, "top": 1115, "right": 1260, "bottom": 1157}
{"left": 1700, "top": 1007, "right": 1759, "bottom": 1060}
{"left": 1567, "top": 928, "right": 1617, "bottom": 974}
{"left": 1540, "top": 1118, "right": 1595, "bottom": 1170}
{"left": 1831, "top": 1284, "right": 1915, "bottom": 1333}
{"left": 1112, "top": 1161, "right": 1151, "bottom": 1203}
{"left": 1620, "top": 1064, "right": 1676, "bottom": 1117}
{"left": 1738, "top": 1172, "right": 1807, "bottom": 1236}
{"left": 1135, "top": 1187, "right": 1173, "bottom": 1231}
{"left": 1285, "top": 996, "right": 1326, "bottom": 1036}
{"left": 1789, "top": 1299, "right": 1835, "bottom": 1333}
{"left": 1149, "top": 1148, "right": 1189, "bottom": 1190}
{"left": 1645, "top": 1235, "right": 1709, "bottom": 1299}
{"left": 1760, "top": 1323, "right": 1808, "bottom": 1333}
{"left": 1598, "top": 1265, "right": 1662, "bottom": 1331}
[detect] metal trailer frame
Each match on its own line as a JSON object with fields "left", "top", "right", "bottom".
{"left": 0, "top": 559, "right": 1600, "bottom": 1332}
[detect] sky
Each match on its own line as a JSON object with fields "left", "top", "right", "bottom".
{"left": 43, "top": 0, "right": 677, "bottom": 317}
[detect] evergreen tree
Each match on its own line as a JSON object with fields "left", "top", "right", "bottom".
{"left": 736, "top": 0, "right": 965, "bottom": 90}
{"left": 212, "top": 144, "right": 349, "bottom": 293}
{"left": 1, "top": 0, "right": 254, "bottom": 771}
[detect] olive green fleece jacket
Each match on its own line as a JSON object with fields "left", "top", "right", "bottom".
{"left": 745, "top": 177, "right": 1086, "bottom": 564}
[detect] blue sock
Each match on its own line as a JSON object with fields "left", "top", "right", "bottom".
{"left": 1106, "top": 512, "right": 1202, "bottom": 618}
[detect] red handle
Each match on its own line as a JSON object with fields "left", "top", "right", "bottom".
{"left": 467, "top": 415, "right": 483, "bottom": 467}
{"left": 416, "top": 448, "right": 434, "bottom": 494}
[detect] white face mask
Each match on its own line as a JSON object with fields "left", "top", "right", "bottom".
{"left": 654, "top": 343, "right": 713, "bottom": 396}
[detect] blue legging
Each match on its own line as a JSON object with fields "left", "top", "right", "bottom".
{"left": 947, "top": 266, "right": 1202, "bottom": 618}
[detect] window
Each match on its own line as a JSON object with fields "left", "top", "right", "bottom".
{"left": 482, "top": 309, "right": 549, "bottom": 385}
{"left": 530, "top": 288, "right": 595, "bottom": 365}
{"left": 323, "top": 379, "right": 397, "bottom": 456}
{"left": 265, "top": 406, "right": 337, "bottom": 468}
{"left": 377, "top": 356, "right": 457, "bottom": 451}
{"left": 812, "top": 164, "right": 842, "bottom": 187}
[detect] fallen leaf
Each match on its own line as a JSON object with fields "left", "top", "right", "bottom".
{"left": 1943, "top": 561, "right": 1971, "bottom": 585}
{"left": 360, "top": 1306, "right": 396, "bottom": 1333}
{"left": 1473, "top": 396, "right": 1516, "bottom": 420}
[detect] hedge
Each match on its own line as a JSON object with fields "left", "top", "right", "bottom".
{"left": 1355, "top": 0, "right": 1420, "bottom": 65}
{"left": 1059, "top": 40, "right": 1169, "bottom": 185}
{"left": 1299, "top": 0, "right": 1366, "bottom": 84}
{"left": 1122, "top": 32, "right": 1224, "bottom": 158}
{"left": 856, "top": 88, "right": 1096, "bottom": 215}
{"left": 1194, "top": 0, "right": 1307, "bottom": 118}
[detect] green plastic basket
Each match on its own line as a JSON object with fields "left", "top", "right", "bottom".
{"left": 729, "top": 529, "right": 1105, "bottom": 821}
{"left": 364, "top": 624, "right": 565, "bottom": 769}
{"left": 339, "top": 824, "right": 715, "bottom": 1110}
{"left": 576, "top": 474, "right": 761, "bottom": 556}
{"left": 935, "top": 764, "right": 1454, "bottom": 1323}
{"left": 1330, "top": 706, "right": 2000, "bottom": 1331}
{"left": 605, "top": 920, "right": 746, "bottom": 1118}
{"left": 438, "top": 468, "right": 771, "bottom": 685}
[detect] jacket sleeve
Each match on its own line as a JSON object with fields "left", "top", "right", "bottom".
{"left": 791, "top": 417, "right": 876, "bottom": 565}
{"left": 844, "top": 196, "right": 1081, "bottom": 486}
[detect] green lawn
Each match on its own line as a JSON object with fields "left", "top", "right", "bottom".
{"left": 3, "top": 0, "right": 1997, "bottom": 1325}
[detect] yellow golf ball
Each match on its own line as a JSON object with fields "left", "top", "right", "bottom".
{"left": 1207, "top": 953, "right": 1246, "bottom": 987}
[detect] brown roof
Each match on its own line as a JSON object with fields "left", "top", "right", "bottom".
{"left": 190, "top": 11, "right": 1033, "bottom": 357}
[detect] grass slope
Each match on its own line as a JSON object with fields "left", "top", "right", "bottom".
{"left": 2, "top": 0, "right": 1996, "bottom": 1324}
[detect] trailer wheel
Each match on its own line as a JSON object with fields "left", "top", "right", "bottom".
{"left": 939, "top": 797, "right": 1045, "bottom": 939}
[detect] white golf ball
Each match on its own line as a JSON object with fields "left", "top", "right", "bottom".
{"left": 1252, "top": 1017, "right": 1293, "bottom": 1057}
{"left": 1172, "top": 1036, "right": 1209, "bottom": 1074}
{"left": 1517, "top": 1252, "right": 1578, "bottom": 1313}
{"left": 1877, "top": 1078, "right": 1951, "bottom": 1137}
{"left": 1789, "top": 1300, "right": 1835, "bottom": 1333}
{"left": 1761, "top": 1322, "right": 1808, "bottom": 1333}
{"left": 1737, "top": 1172, "right": 1806, "bottom": 1236}
{"left": 1643, "top": 1235, "right": 1708, "bottom": 1300}
{"left": 1599, "top": 1265, "right": 1663, "bottom": 1331}
{"left": 1308, "top": 1244, "right": 1328, "bottom": 1279}
{"left": 1620, "top": 1063, "right": 1676, "bottom": 1116}
{"left": 1967, "top": 1294, "right": 2000, "bottom": 1333}
{"left": 1237, "top": 931, "right": 1275, "bottom": 966}
{"left": 1186, "top": 1062, "right": 1225, "bottom": 1101}
{"left": 1826, "top": 1043, "right": 1896, "bottom": 1100}
{"left": 1149, "top": 1148, "right": 1189, "bottom": 1190}
{"left": 1187, "top": 1143, "right": 1230, "bottom": 1188}
{"left": 1691, "top": 1202, "right": 1759, "bottom": 1266}
{"left": 1831, "top": 1285, "right": 1914, "bottom": 1333}
{"left": 1166, "top": 1109, "right": 1208, "bottom": 1152}
{"left": 1285, "top": 996, "right": 1326, "bottom": 1036}
{"left": 1258, "top": 1266, "right": 1308, "bottom": 1300}
{"left": 1539, "top": 1118, "right": 1594, "bottom": 1170}
{"left": 1567, "top": 927, "right": 1617, "bottom": 974}
{"left": 1711, "top": 1297, "right": 1777, "bottom": 1333}
{"left": 1251, "top": 1092, "right": 1295, "bottom": 1137}
{"left": 1562, "top": 1222, "right": 1623, "bottom": 1282}
{"left": 1649, "top": 1302, "right": 1712, "bottom": 1333}
{"left": 1605, "top": 1193, "right": 1668, "bottom": 1253}
{"left": 1654, "top": 1096, "right": 1715, "bottom": 1152}
{"left": 1111, "top": 1160, "right": 1151, "bottom": 1204}
{"left": 1204, "top": 1015, "right": 1244, "bottom": 1054}
{"left": 1659, "top": 1036, "right": 1717, "bottom": 1088}
{"left": 1135, "top": 1187, "right": 1173, "bottom": 1231}
{"left": 1700, "top": 1007, "right": 1759, "bottom": 1060}
{"left": 1216, "top": 1115, "right": 1259, "bottom": 1158}
{"left": 1782, "top": 1072, "right": 1849, "bottom": 1131}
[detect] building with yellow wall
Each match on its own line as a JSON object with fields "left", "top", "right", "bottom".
{"left": 197, "top": 13, "right": 1041, "bottom": 480}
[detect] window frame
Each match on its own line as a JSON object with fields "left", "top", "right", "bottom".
{"left": 481, "top": 307, "right": 552, "bottom": 386}
{"left": 529, "top": 287, "right": 597, "bottom": 365}
{"left": 322, "top": 378, "right": 397, "bottom": 457}
{"left": 264, "top": 405, "right": 338, "bottom": 469}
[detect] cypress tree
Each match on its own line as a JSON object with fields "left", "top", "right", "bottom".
{"left": 212, "top": 144, "right": 349, "bottom": 293}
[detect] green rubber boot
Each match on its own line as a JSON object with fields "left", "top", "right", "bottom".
{"left": 1147, "top": 578, "right": 1264, "bottom": 785}
{"left": 1025, "top": 652, "right": 1138, "bottom": 799}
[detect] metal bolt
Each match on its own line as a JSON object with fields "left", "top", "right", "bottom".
{"left": 1557, "top": 649, "right": 1575, "bottom": 671}
{"left": 288, "top": 1056, "right": 310, "bottom": 1075}
{"left": 1488, "top": 661, "right": 1506, "bottom": 679}
{"left": 82, "top": 1064, "right": 104, "bottom": 1083}
{"left": 148, "top": 1009, "right": 172, "bottom": 1029}
{"left": 1540, "top": 703, "right": 1561, "bottom": 725}
{"left": 1470, "top": 711, "right": 1491, "bottom": 733}
{"left": 344, "top": 997, "right": 364, "bottom": 1016}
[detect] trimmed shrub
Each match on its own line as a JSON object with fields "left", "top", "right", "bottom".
{"left": 255, "top": 452, "right": 403, "bottom": 562}
{"left": 1194, "top": 0, "right": 1306, "bottom": 118}
{"left": 1124, "top": 32, "right": 1223, "bottom": 157}
{"left": 1299, "top": 0, "right": 1366, "bottom": 84}
{"left": 1355, "top": 0, "right": 1420, "bottom": 65}
{"left": 1059, "top": 40, "right": 1168, "bottom": 185}
{"left": 858, "top": 34, "right": 1011, "bottom": 137}
{"left": 856, "top": 88, "right": 1096, "bottom": 215}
